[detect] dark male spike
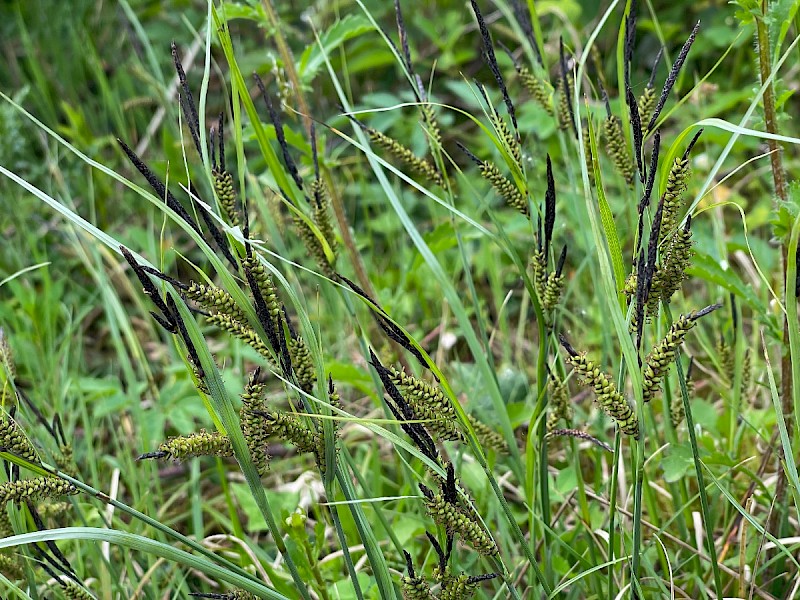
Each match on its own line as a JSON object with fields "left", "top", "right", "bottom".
{"left": 209, "top": 125, "right": 217, "bottom": 172}
{"left": 455, "top": 141, "right": 482, "bottom": 166}
{"left": 635, "top": 130, "right": 660, "bottom": 259}
{"left": 633, "top": 247, "right": 647, "bottom": 351}
{"left": 559, "top": 37, "right": 578, "bottom": 138}
{"left": 254, "top": 73, "right": 304, "bottom": 192}
{"left": 510, "top": 0, "right": 543, "bottom": 65}
{"left": 394, "top": 0, "right": 412, "bottom": 72}
{"left": 470, "top": 0, "right": 518, "bottom": 133}
{"left": 623, "top": 0, "right": 638, "bottom": 90}
{"left": 117, "top": 139, "right": 203, "bottom": 236}
{"left": 627, "top": 85, "right": 644, "bottom": 183}
{"left": 543, "top": 154, "right": 556, "bottom": 258}
{"left": 647, "top": 48, "right": 664, "bottom": 88}
{"left": 556, "top": 245, "right": 568, "bottom": 277}
{"left": 636, "top": 195, "right": 666, "bottom": 348}
{"left": 120, "top": 246, "right": 176, "bottom": 330}
{"left": 682, "top": 128, "right": 704, "bottom": 161}
{"left": 425, "top": 531, "right": 446, "bottom": 567}
{"left": 28, "top": 503, "right": 76, "bottom": 578}
{"left": 646, "top": 21, "right": 701, "bottom": 132}
{"left": 193, "top": 197, "right": 238, "bottom": 268}
{"left": 171, "top": 42, "right": 203, "bottom": 158}
{"left": 369, "top": 349, "right": 438, "bottom": 462}
{"left": 468, "top": 573, "right": 500, "bottom": 584}
{"left": 311, "top": 122, "right": 320, "bottom": 183}
{"left": 165, "top": 294, "right": 204, "bottom": 379}
{"left": 403, "top": 550, "right": 416, "bottom": 579}
{"left": 558, "top": 334, "right": 579, "bottom": 357}
{"left": 444, "top": 462, "right": 457, "bottom": 503}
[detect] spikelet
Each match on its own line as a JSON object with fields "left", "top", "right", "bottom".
{"left": 311, "top": 178, "right": 337, "bottom": 253}
{"left": 388, "top": 366, "right": 461, "bottom": 441}
{"left": 401, "top": 575, "right": 435, "bottom": 600}
{"left": 542, "top": 271, "right": 565, "bottom": 311}
{"left": 0, "top": 506, "right": 12, "bottom": 537}
{"left": 0, "top": 413, "right": 37, "bottom": 463}
{"left": 63, "top": 580, "right": 95, "bottom": 600}
{"left": 602, "top": 115, "right": 634, "bottom": 187}
{"left": 669, "top": 379, "right": 694, "bottom": 428}
{"left": 531, "top": 249, "right": 548, "bottom": 301}
{"left": 582, "top": 124, "right": 595, "bottom": 185}
{"left": 562, "top": 340, "right": 639, "bottom": 438}
{"left": 517, "top": 67, "right": 554, "bottom": 115}
{"left": 36, "top": 499, "right": 70, "bottom": 521}
{"left": 439, "top": 574, "right": 482, "bottom": 600}
{"left": 547, "top": 428, "right": 613, "bottom": 452}
{"left": 659, "top": 157, "right": 691, "bottom": 242}
{"left": 716, "top": 339, "right": 751, "bottom": 397}
{"left": 212, "top": 169, "right": 239, "bottom": 226}
{"left": 420, "top": 102, "right": 442, "bottom": 150}
{"left": 240, "top": 376, "right": 270, "bottom": 475}
{"left": 145, "top": 430, "right": 233, "bottom": 462}
{"left": 741, "top": 349, "right": 752, "bottom": 396}
{"left": 556, "top": 74, "right": 574, "bottom": 132}
{"left": 0, "top": 553, "right": 23, "bottom": 580}
{"left": 293, "top": 214, "right": 336, "bottom": 278}
{"left": 0, "top": 477, "right": 78, "bottom": 504}
{"left": 490, "top": 111, "right": 520, "bottom": 167}
{"left": 642, "top": 307, "right": 719, "bottom": 402}
{"left": 288, "top": 336, "right": 316, "bottom": 394}
{"left": 184, "top": 282, "right": 247, "bottom": 324}
{"left": 262, "top": 411, "right": 323, "bottom": 468}
{"left": 656, "top": 223, "right": 694, "bottom": 304}
{"left": 55, "top": 444, "right": 77, "bottom": 477}
{"left": 239, "top": 256, "right": 281, "bottom": 323}
{"left": 466, "top": 415, "right": 508, "bottom": 453}
{"left": 366, "top": 127, "right": 442, "bottom": 186}
{"left": 421, "top": 491, "right": 498, "bottom": 556}
{"left": 479, "top": 161, "right": 528, "bottom": 216}
{"left": 637, "top": 86, "right": 656, "bottom": 128}
{"left": 206, "top": 313, "right": 274, "bottom": 363}
{"left": 0, "top": 328, "right": 14, "bottom": 379}
{"left": 547, "top": 375, "right": 572, "bottom": 432}
{"left": 191, "top": 592, "right": 256, "bottom": 600}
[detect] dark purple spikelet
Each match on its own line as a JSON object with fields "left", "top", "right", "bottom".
{"left": 511, "top": 0, "right": 542, "bottom": 65}
{"left": 254, "top": 73, "right": 304, "bottom": 193}
{"left": 165, "top": 294, "right": 204, "bottom": 379}
{"left": 171, "top": 42, "right": 202, "bottom": 158}
{"left": 647, "top": 48, "right": 664, "bottom": 89}
{"left": 544, "top": 154, "right": 556, "bottom": 258}
{"left": 623, "top": 0, "right": 638, "bottom": 90}
{"left": 646, "top": 21, "right": 701, "bottom": 132}
{"left": 120, "top": 246, "right": 176, "bottom": 332}
{"left": 635, "top": 131, "right": 660, "bottom": 260}
{"left": 627, "top": 85, "right": 644, "bottom": 183}
{"left": 682, "top": 128, "right": 704, "bottom": 161}
{"left": 470, "top": 0, "right": 518, "bottom": 133}
{"left": 394, "top": 0, "right": 412, "bottom": 71}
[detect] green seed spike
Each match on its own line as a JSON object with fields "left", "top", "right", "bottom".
{"left": 560, "top": 337, "right": 639, "bottom": 438}
{"left": 0, "top": 328, "right": 14, "bottom": 379}
{"left": 439, "top": 574, "right": 481, "bottom": 600}
{"left": 602, "top": 115, "right": 634, "bottom": 187}
{"left": 388, "top": 366, "right": 461, "bottom": 441}
{"left": 480, "top": 161, "right": 527, "bottom": 216}
{"left": 542, "top": 272, "right": 565, "bottom": 311}
{"left": 311, "top": 178, "right": 337, "bottom": 256}
{"left": 0, "top": 477, "right": 78, "bottom": 505}
{"left": 401, "top": 576, "right": 435, "bottom": 600}
{"left": 489, "top": 110, "right": 520, "bottom": 167}
{"left": 0, "top": 413, "right": 38, "bottom": 463}
{"left": 141, "top": 430, "right": 233, "bottom": 462}
{"left": 420, "top": 102, "right": 442, "bottom": 150}
{"left": 656, "top": 220, "right": 694, "bottom": 304}
{"left": 466, "top": 415, "right": 508, "bottom": 454}
{"left": 239, "top": 255, "right": 281, "bottom": 323}
{"left": 261, "top": 410, "right": 319, "bottom": 455}
{"left": 212, "top": 169, "right": 239, "bottom": 226}
{"left": 582, "top": 124, "right": 595, "bottom": 185}
{"left": 670, "top": 357, "right": 694, "bottom": 428}
{"left": 642, "top": 305, "right": 721, "bottom": 402}
{"left": 556, "top": 74, "right": 574, "bottom": 132}
{"left": 288, "top": 336, "right": 316, "bottom": 395}
{"left": 659, "top": 158, "right": 690, "bottom": 242}
{"left": 637, "top": 86, "right": 656, "bottom": 129}
{"left": 293, "top": 214, "right": 336, "bottom": 278}
{"left": 531, "top": 248, "right": 548, "bottom": 302}
{"left": 547, "top": 374, "right": 572, "bottom": 432}
{"left": 184, "top": 282, "right": 248, "bottom": 324}
{"left": 240, "top": 374, "right": 270, "bottom": 476}
{"left": 420, "top": 489, "right": 498, "bottom": 556}
{"left": 63, "top": 580, "right": 95, "bottom": 600}
{"left": 517, "top": 67, "right": 554, "bottom": 115}
{"left": 206, "top": 313, "right": 275, "bottom": 364}
{"left": 366, "top": 127, "right": 442, "bottom": 186}
{"left": 190, "top": 591, "right": 256, "bottom": 600}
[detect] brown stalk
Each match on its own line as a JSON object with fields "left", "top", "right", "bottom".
{"left": 755, "top": 1, "right": 791, "bottom": 543}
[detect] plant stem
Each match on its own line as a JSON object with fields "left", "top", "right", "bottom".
{"left": 755, "top": 0, "right": 792, "bottom": 541}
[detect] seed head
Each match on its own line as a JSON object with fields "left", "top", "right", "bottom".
{"left": 141, "top": 430, "right": 233, "bottom": 462}
{"left": 184, "top": 282, "right": 248, "bottom": 324}
{"left": 0, "top": 413, "right": 38, "bottom": 463}
{"left": 602, "top": 115, "right": 634, "bottom": 187}
{"left": 421, "top": 489, "right": 498, "bottom": 556}
{"left": 0, "top": 477, "right": 78, "bottom": 505}
{"left": 367, "top": 127, "right": 442, "bottom": 186}
{"left": 212, "top": 169, "right": 240, "bottom": 226}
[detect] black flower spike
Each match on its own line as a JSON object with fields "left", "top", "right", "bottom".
{"left": 394, "top": 0, "right": 412, "bottom": 72}
{"left": 510, "top": 0, "right": 543, "bottom": 65}
{"left": 546, "top": 428, "right": 614, "bottom": 452}
{"left": 171, "top": 41, "right": 202, "bottom": 158}
{"left": 626, "top": 85, "right": 644, "bottom": 183}
{"left": 369, "top": 349, "right": 438, "bottom": 463}
{"left": 470, "top": 0, "right": 518, "bottom": 134}
{"left": 193, "top": 195, "right": 238, "bottom": 268}
{"left": 636, "top": 195, "right": 666, "bottom": 348}
{"left": 623, "top": 0, "right": 638, "bottom": 91}
{"left": 559, "top": 38, "right": 578, "bottom": 139}
{"left": 634, "top": 130, "right": 661, "bottom": 260}
{"left": 556, "top": 244, "right": 568, "bottom": 277}
{"left": 544, "top": 154, "right": 556, "bottom": 258}
{"left": 217, "top": 113, "right": 226, "bottom": 172}
{"left": 28, "top": 505, "right": 76, "bottom": 577}
{"left": 646, "top": 21, "right": 701, "bottom": 132}
{"left": 165, "top": 294, "right": 205, "bottom": 380}
{"left": 117, "top": 139, "right": 202, "bottom": 237}
{"left": 254, "top": 73, "right": 304, "bottom": 193}
{"left": 120, "top": 246, "right": 176, "bottom": 331}
{"left": 468, "top": 573, "right": 499, "bottom": 585}
{"left": 337, "top": 274, "right": 430, "bottom": 372}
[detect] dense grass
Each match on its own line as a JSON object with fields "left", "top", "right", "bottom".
{"left": 1, "top": 0, "right": 800, "bottom": 598}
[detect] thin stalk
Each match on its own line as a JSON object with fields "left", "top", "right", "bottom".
{"left": 607, "top": 431, "right": 622, "bottom": 600}
{"left": 755, "top": 0, "right": 792, "bottom": 540}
